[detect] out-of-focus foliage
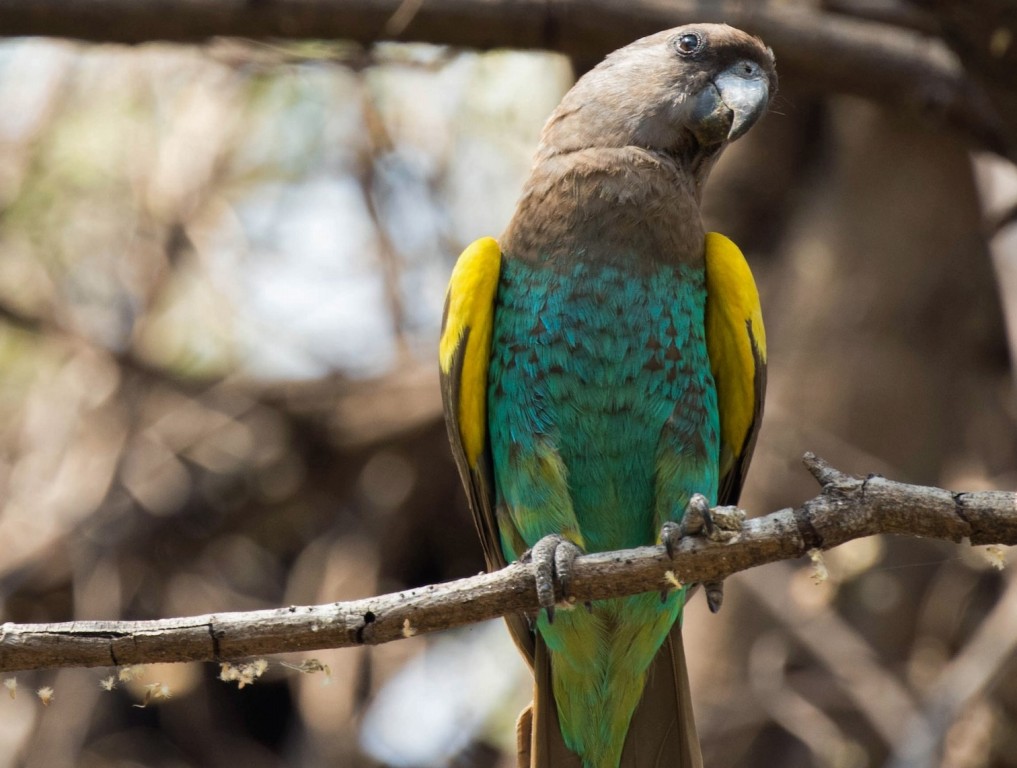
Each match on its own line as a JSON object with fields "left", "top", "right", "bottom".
{"left": 1, "top": 6, "right": 1016, "bottom": 768}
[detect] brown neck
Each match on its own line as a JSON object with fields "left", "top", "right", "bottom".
{"left": 500, "top": 146, "right": 707, "bottom": 272}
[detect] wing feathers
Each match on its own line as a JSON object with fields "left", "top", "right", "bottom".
{"left": 440, "top": 236, "right": 537, "bottom": 663}
{"left": 440, "top": 237, "right": 502, "bottom": 467}
{"left": 704, "top": 231, "right": 766, "bottom": 506}
{"left": 440, "top": 237, "right": 503, "bottom": 567}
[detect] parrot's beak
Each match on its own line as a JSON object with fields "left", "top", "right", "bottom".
{"left": 689, "top": 61, "right": 770, "bottom": 145}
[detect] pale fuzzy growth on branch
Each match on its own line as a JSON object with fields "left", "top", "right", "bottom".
{"left": 118, "top": 665, "right": 147, "bottom": 683}
{"left": 984, "top": 545, "right": 1007, "bottom": 570}
{"left": 133, "top": 682, "right": 173, "bottom": 708}
{"left": 809, "top": 549, "right": 829, "bottom": 584}
{"left": 219, "top": 659, "right": 270, "bottom": 689}
{"left": 281, "top": 658, "right": 332, "bottom": 685}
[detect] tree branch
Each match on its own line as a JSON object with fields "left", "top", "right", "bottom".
{"left": 1, "top": 454, "right": 1014, "bottom": 674}
{"left": 0, "top": 0, "right": 1008, "bottom": 159}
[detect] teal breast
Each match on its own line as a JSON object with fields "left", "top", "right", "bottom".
{"left": 488, "top": 256, "right": 719, "bottom": 554}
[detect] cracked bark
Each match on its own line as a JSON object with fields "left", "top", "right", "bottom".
{"left": 1, "top": 454, "right": 1014, "bottom": 674}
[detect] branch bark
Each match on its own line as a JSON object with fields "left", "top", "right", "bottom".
{"left": 1, "top": 454, "right": 1015, "bottom": 674}
{"left": 0, "top": 0, "right": 1008, "bottom": 159}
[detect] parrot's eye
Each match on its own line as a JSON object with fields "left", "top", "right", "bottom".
{"left": 674, "top": 33, "right": 703, "bottom": 56}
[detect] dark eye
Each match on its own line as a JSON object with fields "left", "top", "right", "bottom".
{"left": 674, "top": 32, "right": 703, "bottom": 56}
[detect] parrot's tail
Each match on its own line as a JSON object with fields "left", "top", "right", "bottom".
{"left": 517, "top": 621, "right": 703, "bottom": 768}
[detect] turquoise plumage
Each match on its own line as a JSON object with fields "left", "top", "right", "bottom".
{"left": 490, "top": 258, "right": 718, "bottom": 765}
{"left": 440, "top": 23, "right": 775, "bottom": 768}
{"left": 490, "top": 259, "right": 719, "bottom": 555}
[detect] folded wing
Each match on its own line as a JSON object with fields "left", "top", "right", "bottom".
{"left": 704, "top": 231, "right": 767, "bottom": 508}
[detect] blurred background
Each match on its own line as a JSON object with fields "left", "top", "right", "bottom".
{"left": 1, "top": 1, "right": 1016, "bottom": 766}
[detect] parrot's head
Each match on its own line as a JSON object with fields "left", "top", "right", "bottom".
{"left": 539, "top": 23, "right": 776, "bottom": 170}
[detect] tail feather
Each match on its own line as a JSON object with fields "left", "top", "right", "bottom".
{"left": 523, "top": 622, "right": 701, "bottom": 768}
{"left": 529, "top": 633, "right": 583, "bottom": 767}
{"left": 516, "top": 704, "right": 532, "bottom": 768}
{"left": 619, "top": 622, "right": 703, "bottom": 767}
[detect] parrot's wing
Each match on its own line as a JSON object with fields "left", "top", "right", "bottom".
{"left": 439, "top": 236, "right": 505, "bottom": 570}
{"left": 704, "top": 232, "right": 767, "bottom": 507}
{"left": 439, "top": 237, "right": 537, "bottom": 663}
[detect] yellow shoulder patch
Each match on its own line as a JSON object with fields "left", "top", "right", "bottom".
{"left": 704, "top": 231, "right": 766, "bottom": 473}
{"left": 439, "top": 236, "right": 502, "bottom": 466}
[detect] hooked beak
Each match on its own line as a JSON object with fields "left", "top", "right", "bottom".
{"left": 689, "top": 60, "right": 770, "bottom": 146}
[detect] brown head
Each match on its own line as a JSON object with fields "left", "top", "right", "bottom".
{"left": 539, "top": 24, "right": 776, "bottom": 184}
{"left": 504, "top": 24, "right": 776, "bottom": 267}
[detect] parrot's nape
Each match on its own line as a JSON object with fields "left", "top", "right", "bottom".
{"left": 440, "top": 24, "right": 775, "bottom": 768}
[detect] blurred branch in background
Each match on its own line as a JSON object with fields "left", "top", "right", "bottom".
{"left": 0, "top": 0, "right": 1013, "bottom": 161}
{"left": 0, "top": 0, "right": 1015, "bottom": 767}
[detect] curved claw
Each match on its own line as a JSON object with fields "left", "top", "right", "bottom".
{"left": 661, "top": 520, "right": 680, "bottom": 559}
{"left": 704, "top": 581, "right": 725, "bottom": 613}
{"left": 525, "top": 534, "right": 581, "bottom": 622}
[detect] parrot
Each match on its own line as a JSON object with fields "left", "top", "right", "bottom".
{"left": 439, "top": 23, "right": 774, "bottom": 768}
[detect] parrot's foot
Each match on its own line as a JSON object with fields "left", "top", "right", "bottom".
{"left": 660, "top": 495, "right": 746, "bottom": 613}
{"left": 666, "top": 496, "right": 745, "bottom": 546}
{"left": 521, "top": 534, "right": 581, "bottom": 622}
